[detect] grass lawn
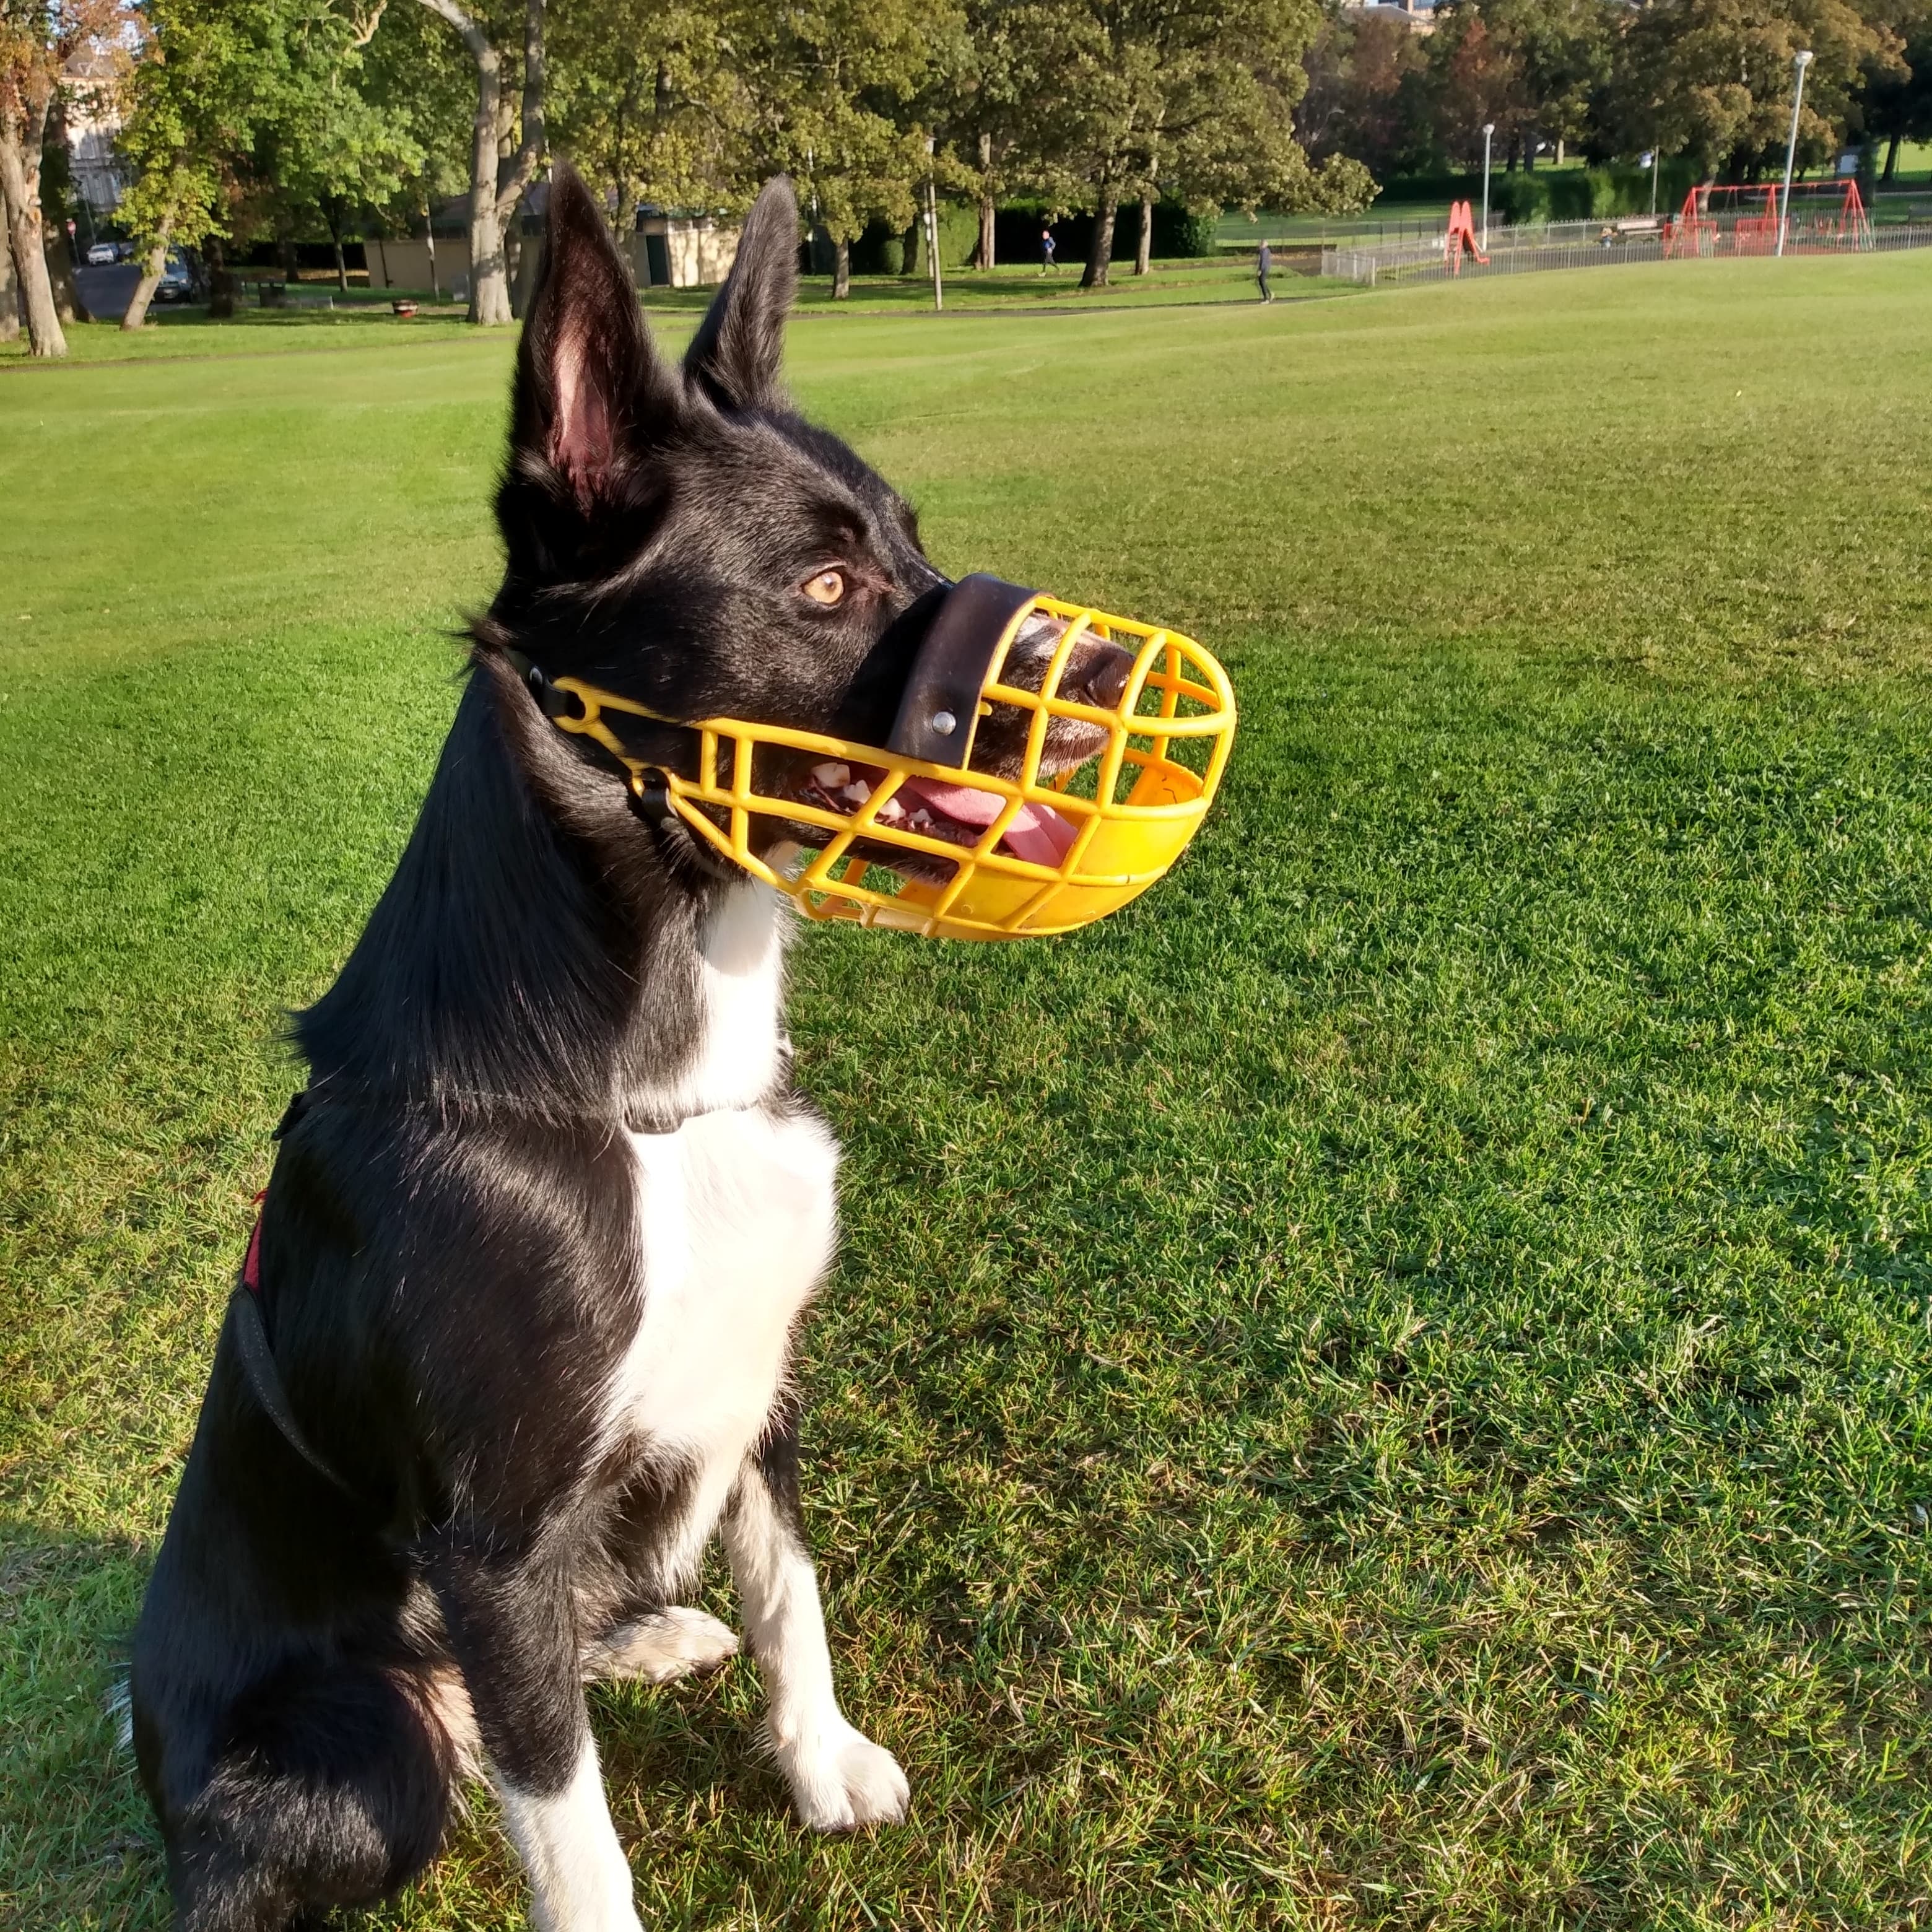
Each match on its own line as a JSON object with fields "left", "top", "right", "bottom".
{"left": 3, "top": 255, "right": 1931, "bottom": 1930}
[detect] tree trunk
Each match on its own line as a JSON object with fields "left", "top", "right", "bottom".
{"left": 331, "top": 228, "right": 347, "bottom": 291}
{"left": 0, "top": 121, "right": 65, "bottom": 356}
{"left": 122, "top": 221, "right": 173, "bottom": 332}
{"left": 46, "top": 236, "right": 89, "bottom": 322}
{"left": 1524, "top": 128, "right": 1536, "bottom": 171}
{"left": 1134, "top": 194, "right": 1153, "bottom": 274}
{"left": 424, "top": 198, "right": 440, "bottom": 298}
{"left": 506, "top": 220, "right": 526, "bottom": 316}
{"left": 1081, "top": 186, "right": 1118, "bottom": 289}
{"left": 465, "top": 32, "right": 510, "bottom": 323}
{"left": 417, "top": 0, "right": 546, "bottom": 326}
{"left": 1884, "top": 133, "right": 1900, "bottom": 181}
{"left": 0, "top": 233, "right": 17, "bottom": 340}
{"left": 833, "top": 235, "right": 850, "bottom": 300}
{"left": 279, "top": 232, "right": 298, "bottom": 282}
{"left": 977, "top": 132, "right": 994, "bottom": 268}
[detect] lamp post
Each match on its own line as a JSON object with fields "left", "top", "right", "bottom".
{"left": 1481, "top": 123, "right": 1495, "bottom": 252}
{"left": 1648, "top": 147, "right": 1659, "bottom": 217}
{"left": 1778, "top": 50, "right": 1813, "bottom": 258}
{"left": 925, "top": 136, "right": 944, "bottom": 311}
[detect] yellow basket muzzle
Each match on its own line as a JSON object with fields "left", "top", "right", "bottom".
{"left": 542, "top": 588, "right": 1235, "bottom": 942}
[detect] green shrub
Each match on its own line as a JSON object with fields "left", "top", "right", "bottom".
{"left": 1385, "top": 161, "right": 1702, "bottom": 226}
{"left": 901, "top": 201, "right": 981, "bottom": 273}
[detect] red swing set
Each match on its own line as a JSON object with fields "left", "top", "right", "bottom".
{"left": 1662, "top": 180, "right": 1872, "bottom": 257}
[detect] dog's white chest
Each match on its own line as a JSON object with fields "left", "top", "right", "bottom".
{"left": 617, "top": 1108, "right": 838, "bottom": 1459}
{"left": 608, "top": 881, "right": 835, "bottom": 1470}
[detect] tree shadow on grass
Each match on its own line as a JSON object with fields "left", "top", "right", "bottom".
{"left": 0, "top": 1524, "right": 167, "bottom": 1930}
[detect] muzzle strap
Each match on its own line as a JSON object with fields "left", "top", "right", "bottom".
{"left": 886, "top": 575, "right": 1038, "bottom": 768}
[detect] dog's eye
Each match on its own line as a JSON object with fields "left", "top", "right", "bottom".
{"left": 799, "top": 569, "right": 845, "bottom": 607}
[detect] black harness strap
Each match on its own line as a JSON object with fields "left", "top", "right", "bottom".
{"left": 230, "top": 1088, "right": 355, "bottom": 1495}
{"left": 228, "top": 1281, "right": 355, "bottom": 1495}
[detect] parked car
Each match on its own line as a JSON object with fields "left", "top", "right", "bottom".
{"left": 151, "top": 254, "right": 195, "bottom": 303}
{"left": 84, "top": 240, "right": 120, "bottom": 266}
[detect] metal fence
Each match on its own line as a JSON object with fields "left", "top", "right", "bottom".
{"left": 1323, "top": 219, "right": 1932, "bottom": 286}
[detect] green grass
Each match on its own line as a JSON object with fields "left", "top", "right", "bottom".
{"left": 4, "top": 255, "right": 1931, "bottom": 1929}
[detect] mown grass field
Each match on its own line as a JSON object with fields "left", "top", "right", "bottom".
{"left": 3, "top": 254, "right": 1930, "bottom": 1930}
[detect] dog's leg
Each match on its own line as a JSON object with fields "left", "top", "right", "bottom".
{"left": 429, "top": 1536, "right": 641, "bottom": 1932}
{"left": 721, "top": 1417, "right": 908, "bottom": 1830}
{"left": 581, "top": 1605, "right": 739, "bottom": 1684}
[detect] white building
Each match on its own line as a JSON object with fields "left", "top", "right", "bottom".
{"left": 63, "top": 50, "right": 128, "bottom": 215}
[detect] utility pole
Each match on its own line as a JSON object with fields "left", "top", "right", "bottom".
{"left": 1481, "top": 123, "right": 1495, "bottom": 253}
{"left": 925, "top": 136, "right": 943, "bottom": 311}
{"left": 1778, "top": 51, "right": 1813, "bottom": 257}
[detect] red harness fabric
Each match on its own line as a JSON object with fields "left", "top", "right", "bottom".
{"left": 243, "top": 1191, "right": 267, "bottom": 1294}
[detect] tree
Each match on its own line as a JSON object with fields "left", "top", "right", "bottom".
{"left": 1860, "top": 0, "right": 1932, "bottom": 174}
{"left": 733, "top": 0, "right": 941, "bottom": 299}
{"left": 1009, "top": 0, "right": 1349, "bottom": 290}
{"left": 1427, "top": 6, "right": 1530, "bottom": 165}
{"left": 273, "top": 8, "right": 424, "bottom": 290}
{"left": 412, "top": 0, "right": 545, "bottom": 323}
{"left": 1606, "top": 0, "right": 1898, "bottom": 178}
{"left": 548, "top": 0, "right": 756, "bottom": 253}
{"left": 0, "top": 1, "right": 120, "bottom": 357}
{"left": 1296, "top": 12, "right": 1432, "bottom": 181}
{"left": 909, "top": 0, "right": 1017, "bottom": 266}
{"left": 356, "top": 0, "right": 473, "bottom": 290}
{"left": 118, "top": 0, "right": 302, "bottom": 330}
{"left": 1484, "top": 0, "right": 1617, "bottom": 166}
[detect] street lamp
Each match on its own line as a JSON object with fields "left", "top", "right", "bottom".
{"left": 925, "top": 135, "right": 944, "bottom": 312}
{"left": 1778, "top": 50, "right": 1813, "bottom": 258}
{"left": 1481, "top": 123, "right": 1495, "bottom": 253}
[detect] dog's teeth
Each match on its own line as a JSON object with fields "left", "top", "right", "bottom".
{"left": 812, "top": 762, "right": 851, "bottom": 789}
{"left": 843, "top": 780, "right": 871, "bottom": 804}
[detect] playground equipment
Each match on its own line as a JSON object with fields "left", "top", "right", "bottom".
{"left": 1445, "top": 199, "right": 1489, "bottom": 273}
{"left": 1663, "top": 180, "right": 1872, "bottom": 258}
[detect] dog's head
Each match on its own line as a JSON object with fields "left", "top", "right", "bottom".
{"left": 488, "top": 165, "right": 1131, "bottom": 874}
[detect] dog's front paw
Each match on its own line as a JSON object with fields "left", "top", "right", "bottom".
{"left": 778, "top": 1720, "right": 910, "bottom": 1831}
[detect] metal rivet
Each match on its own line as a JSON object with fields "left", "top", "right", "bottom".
{"left": 931, "top": 709, "right": 957, "bottom": 736}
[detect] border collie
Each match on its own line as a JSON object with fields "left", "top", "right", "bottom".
{"left": 128, "top": 165, "right": 1131, "bottom": 1932}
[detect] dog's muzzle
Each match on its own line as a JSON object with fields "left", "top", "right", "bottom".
{"left": 528, "top": 575, "right": 1235, "bottom": 941}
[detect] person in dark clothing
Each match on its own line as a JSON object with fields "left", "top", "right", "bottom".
{"left": 1042, "top": 227, "right": 1057, "bottom": 274}
{"left": 1257, "top": 240, "right": 1273, "bottom": 302}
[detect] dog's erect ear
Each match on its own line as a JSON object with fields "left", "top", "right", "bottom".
{"left": 511, "top": 161, "right": 675, "bottom": 510}
{"left": 684, "top": 176, "right": 799, "bottom": 412}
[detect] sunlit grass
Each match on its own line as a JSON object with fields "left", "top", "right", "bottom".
{"left": 3, "top": 254, "right": 1930, "bottom": 1928}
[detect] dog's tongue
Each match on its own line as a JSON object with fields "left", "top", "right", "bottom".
{"left": 897, "top": 778, "right": 1079, "bottom": 866}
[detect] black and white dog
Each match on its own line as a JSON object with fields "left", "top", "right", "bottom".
{"left": 129, "top": 167, "right": 1130, "bottom": 1932}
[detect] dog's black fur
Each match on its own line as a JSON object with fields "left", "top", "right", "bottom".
{"left": 129, "top": 165, "right": 1126, "bottom": 1932}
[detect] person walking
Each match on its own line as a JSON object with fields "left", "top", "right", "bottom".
{"left": 1042, "top": 225, "right": 1057, "bottom": 274}
{"left": 1256, "top": 239, "right": 1274, "bottom": 303}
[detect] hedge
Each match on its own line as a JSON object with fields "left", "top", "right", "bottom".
{"left": 991, "top": 199, "right": 1217, "bottom": 264}
{"left": 807, "top": 197, "right": 1220, "bottom": 279}
{"left": 1377, "top": 162, "right": 1702, "bottom": 222}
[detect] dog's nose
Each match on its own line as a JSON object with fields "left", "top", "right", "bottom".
{"left": 1085, "top": 644, "right": 1134, "bottom": 711}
